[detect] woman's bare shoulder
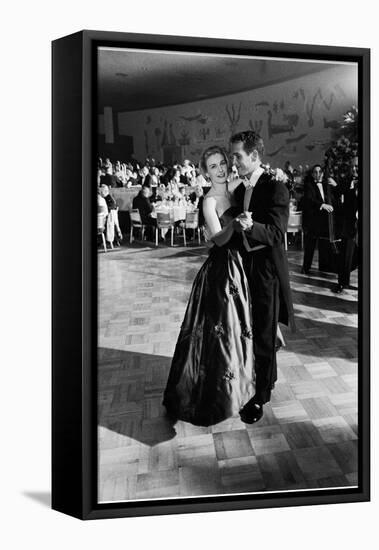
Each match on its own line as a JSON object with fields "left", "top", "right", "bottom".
{"left": 203, "top": 195, "right": 217, "bottom": 210}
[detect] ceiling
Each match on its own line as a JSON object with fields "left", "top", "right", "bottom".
{"left": 97, "top": 47, "right": 343, "bottom": 113}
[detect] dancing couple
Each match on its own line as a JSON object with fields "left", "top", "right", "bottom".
{"left": 163, "top": 131, "right": 295, "bottom": 427}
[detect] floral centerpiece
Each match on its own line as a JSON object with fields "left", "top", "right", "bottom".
{"left": 324, "top": 106, "right": 358, "bottom": 178}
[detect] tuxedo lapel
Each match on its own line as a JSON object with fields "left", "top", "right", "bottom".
{"left": 247, "top": 172, "right": 265, "bottom": 212}
{"left": 234, "top": 182, "right": 246, "bottom": 210}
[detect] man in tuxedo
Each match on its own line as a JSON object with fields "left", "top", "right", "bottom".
{"left": 132, "top": 185, "right": 157, "bottom": 236}
{"left": 333, "top": 156, "right": 359, "bottom": 293}
{"left": 301, "top": 164, "right": 337, "bottom": 274}
{"left": 231, "top": 130, "right": 294, "bottom": 424}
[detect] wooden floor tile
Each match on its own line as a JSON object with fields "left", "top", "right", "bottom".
{"left": 213, "top": 430, "right": 254, "bottom": 461}
{"left": 292, "top": 446, "right": 343, "bottom": 481}
{"left": 280, "top": 421, "right": 324, "bottom": 450}
{"left": 247, "top": 425, "right": 291, "bottom": 455}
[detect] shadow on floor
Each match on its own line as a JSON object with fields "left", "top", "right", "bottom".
{"left": 291, "top": 288, "right": 357, "bottom": 316}
{"left": 98, "top": 348, "right": 177, "bottom": 446}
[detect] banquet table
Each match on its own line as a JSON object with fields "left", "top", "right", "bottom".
{"left": 151, "top": 203, "right": 195, "bottom": 222}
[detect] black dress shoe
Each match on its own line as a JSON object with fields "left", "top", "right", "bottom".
{"left": 301, "top": 267, "right": 310, "bottom": 275}
{"left": 239, "top": 401, "right": 264, "bottom": 424}
{"left": 332, "top": 284, "right": 345, "bottom": 294}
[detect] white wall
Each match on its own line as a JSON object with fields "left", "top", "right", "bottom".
{"left": 111, "top": 64, "right": 357, "bottom": 168}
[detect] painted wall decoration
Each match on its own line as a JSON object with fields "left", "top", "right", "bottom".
{"left": 106, "top": 64, "right": 357, "bottom": 168}
{"left": 267, "top": 110, "right": 295, "bottom": 139}
{"left": 249, "top": 119, "right": 264, "bottom": 134}
{"left": 225, "top": 103, "right": 242, "bottom": 135}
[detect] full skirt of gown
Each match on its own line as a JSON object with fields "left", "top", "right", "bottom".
{"left": 163, "top": 244, "right": 255, "bottom": 426}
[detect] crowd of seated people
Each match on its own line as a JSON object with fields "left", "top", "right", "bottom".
{"left": 97, "top": 156, "right": 209, "bottom": 190}
{"left": 97, "top": 154, "right": 212, "bottom": 247}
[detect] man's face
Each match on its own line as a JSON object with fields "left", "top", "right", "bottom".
{"left": 100, "top": 185, "right": 109, "bottom": 197}
{"left": 351, "top": 157, "right": 358, "bottom": 179}
{"left": 312, "top": 166, "right": 323, "bottom": 182}
{"left": 230, "top": 141, "right": 256, "bottom": 177}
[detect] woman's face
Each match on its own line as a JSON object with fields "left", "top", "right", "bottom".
{"left": 205, "top": 153, "right": 228, "bottom": 184}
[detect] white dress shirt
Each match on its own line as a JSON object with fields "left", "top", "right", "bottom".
{"left": 316, "top": 182, "right": 325, "bottom": 202}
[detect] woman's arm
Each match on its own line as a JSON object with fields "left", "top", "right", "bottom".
{"left": 203, "top": 197, "right": 234, "bottom": 247}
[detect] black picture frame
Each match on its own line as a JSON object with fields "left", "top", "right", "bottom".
{"left": 52, "top": 30, "right": 370, "bottom": 520}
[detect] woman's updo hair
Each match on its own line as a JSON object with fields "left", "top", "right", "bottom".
{"left": 199, "top": 145, "right": 230, "bottom": 179}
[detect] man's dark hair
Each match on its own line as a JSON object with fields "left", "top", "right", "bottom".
{"left": 230, "top": 130, "right": 265, "bottom": 157}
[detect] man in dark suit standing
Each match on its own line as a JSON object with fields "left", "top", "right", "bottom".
{"left": 231, "top": 130, "right": 294, "bottom": 424}
{"left": 333, "top": 156, "right": 359, "bottom": 293}
{"left": 301, "top": 165, "right": 336, "bottom": 274}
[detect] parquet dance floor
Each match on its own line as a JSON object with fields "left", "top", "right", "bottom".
{"left": 98, "top": 240, "right": 358, "bottom": 502}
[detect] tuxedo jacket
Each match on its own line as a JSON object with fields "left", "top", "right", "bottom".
{"left": 234, "top": 173, "right": 294, "bottom": 329}
{"left": 132, "top": 193, "right": 153, "bottom": 224}
{"left": 302, "top": 178, "right": 337, "bottom": 237}
{"left": 338, "top": 178, "right": 358, "bottom": 239}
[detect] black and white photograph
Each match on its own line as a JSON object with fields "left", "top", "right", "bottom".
{"left": 4, "top": 0, "right": 378, "bottom": 544}
{"left": 96, "top": 44, "right": 364, "bottom": 504}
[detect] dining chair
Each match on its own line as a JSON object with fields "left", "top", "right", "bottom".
{"left": 129, "top": 209, "right": 146, "bottom": 244}
{"left": 97, "top": 213, "right": 107, "bottom": 252}
{"left": 285, "top": 211, "right": 303, "bottom": 250}
{"left": 156, "top": 211, "right": 175, "bottom": 246}
{"left": 179, "top": 209, "right": 201, "bottom": 246}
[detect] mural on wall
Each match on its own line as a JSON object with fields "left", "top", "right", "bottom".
{"left": 293, "top": 88, "right": 306, "bottom": 101}
{"left": 169, "top": 123, "right": 177, "bottom": 145}
{"left": 286, "top": 133, "right": 308, "bottom": 144}
{"left": 199, "top": 127, "right": 210, "bottom": 142}
{"left": 225, "top": 103, "right": 242, "bottom": 135}
{"left": 144, "top": 129, "right": 150, "bottom": 156}
{"left": 254, "top": 101, "right": 270, "bottom": 108}
{"left": 249, "top": 119, "right": 264, "bottom": 134}
{"left": 323, "top": 117, "right": 340, "bottom": 130}
{"left": 180, "top": 113, "right": 209, "bottom": 124}
{"left": 178, "top": 130, "right": 190, "bottom": 146}
{"left": 161, "top": 120, "right": 168, "bottom": 147}
{"left": 154, "top": 127, "right": 162, "bottom": 150}
{"left": 267, "top": 110, "right": 295, "bottom": 139}
{"left": 113, "top": 64, "right": 357, "bottom": 168}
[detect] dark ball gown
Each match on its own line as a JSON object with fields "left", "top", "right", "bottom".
{"left": 163, "top": 207, "right": 255, "bottom": 426}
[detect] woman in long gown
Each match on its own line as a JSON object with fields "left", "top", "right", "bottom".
{"left": 163, "top": 146, "right": 255, "bottom": 426}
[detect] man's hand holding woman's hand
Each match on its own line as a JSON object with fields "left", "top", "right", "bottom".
{"left": 233, "top": 212, "right": 253, "bottom": 233}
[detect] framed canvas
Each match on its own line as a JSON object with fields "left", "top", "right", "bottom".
{"left": 52, "top": 30, "right": 370, "bottom": 520}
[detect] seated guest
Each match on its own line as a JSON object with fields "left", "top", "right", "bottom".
{"left": 132, "top": 185, "right": 157, "bottom": 228}
{"left": 144, "top": 166, "right": 159, "bottom": 188}
{"left": 103, "top": 157, "right": 113, "bottom": 174}
{"left": 189, "top": 185, "right": 205, "bottom": 227}
{"left": 137, "top": 165, "right": 149, "bottom": 186}
{"left": 114, "top": 161, "right": 126, "bottom": 186}
{"left": 187, "top": 168, "right": 198, "bottom": 187}
{"left": 195, "top": 168, "right": 209, "bottom": 188}
{"left": 100, "top": 168, "right": 119, "bottom": 189}
{"left": 179, "top": 166, "right": 190, "bottom": 185}
{"left": 177, "top": 186, "right": 189, "bottom": 208}
{"left": 99, "top": 184, "right": 123, "bottom": 246}
{"left": 229, "top": 165, "right": 240, "bottom": 182}
{"left": 97, "top": 188, "right": 108, "bottom": 216}
{"left": 150, "top": 186, "right": 163, "bottom": 204}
